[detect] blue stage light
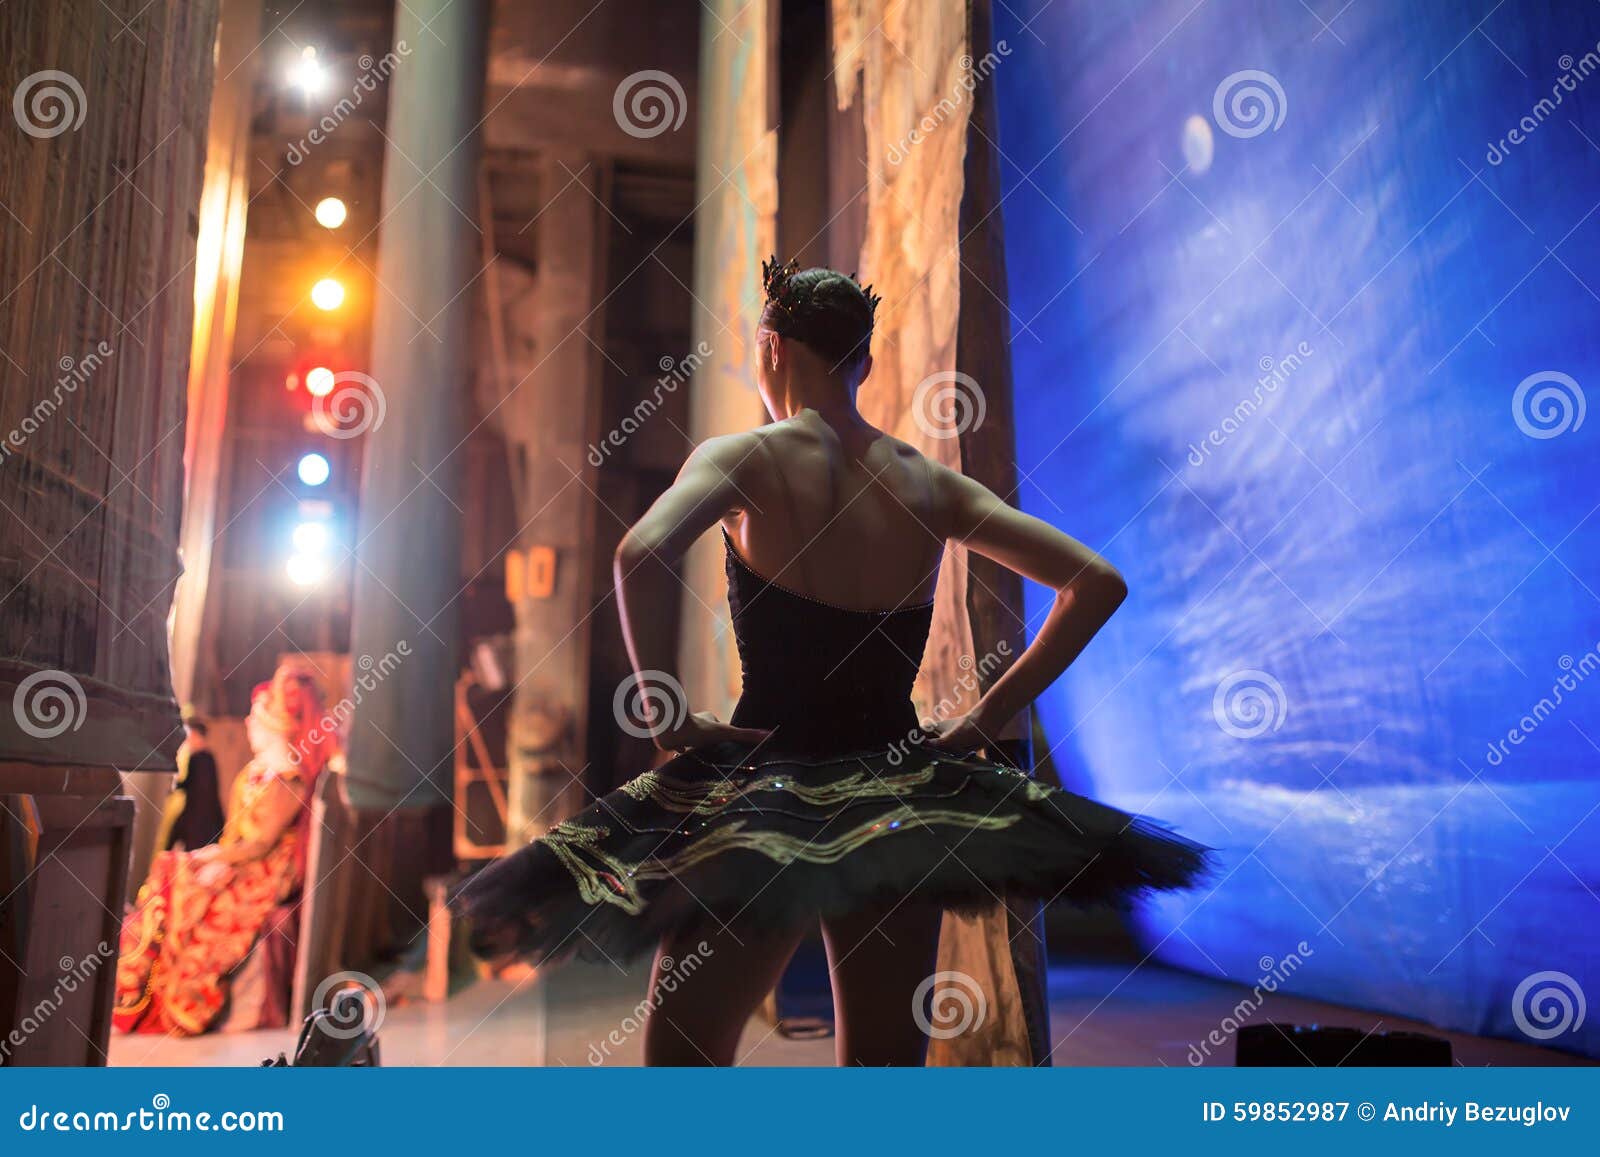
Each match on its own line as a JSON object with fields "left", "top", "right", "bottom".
{"left": 297, "top": 452, "right": 330, "bottom": 487}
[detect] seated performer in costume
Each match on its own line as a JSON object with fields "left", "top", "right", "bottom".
{"left": 114, "top": 660, "right": 334, "bottom": 1035}
{"left": 458, "top": 258, "right": 1211, "bottom": 1066}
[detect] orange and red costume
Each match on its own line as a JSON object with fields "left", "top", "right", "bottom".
{"left": 113, "top": 662, "right": 335, "bottom": 1036}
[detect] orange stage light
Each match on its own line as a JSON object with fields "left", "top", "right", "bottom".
{"left": 314, "top": 197, "right": 347, "bottom": 229}
{"left": 289, "top": 46, "right": 324, "bottom": 97}
{"left": 311, "top": 278, "right": 345, "bottom": 311}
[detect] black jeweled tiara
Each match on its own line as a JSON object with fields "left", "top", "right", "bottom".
{"left": 761, "top": 255, "right": 882, "bottom": 322}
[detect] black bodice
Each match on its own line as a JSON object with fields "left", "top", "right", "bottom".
{"left": 723, "top": 531, "right": 935, "bottom": 754}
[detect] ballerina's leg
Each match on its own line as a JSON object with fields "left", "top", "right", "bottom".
{"left": 642, "top": 919, "right": 808, "bottom": 1066}
{"left": 821, "top": 901, "right": 944, "bottom": 1066}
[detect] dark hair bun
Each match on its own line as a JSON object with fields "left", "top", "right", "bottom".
{"left": 759, "top": 256, "right": 880, "bottom": 371}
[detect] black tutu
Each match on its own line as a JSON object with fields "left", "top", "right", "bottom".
{"left": 454, "top": 739, "right": 1210, "bottom": 965}
{"left": 455, "top": 532, "right": 1211, "bottom": 964}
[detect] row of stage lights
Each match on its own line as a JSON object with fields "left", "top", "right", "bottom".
{"left": 283, "top": 46, "right": 356, "bottom": 589}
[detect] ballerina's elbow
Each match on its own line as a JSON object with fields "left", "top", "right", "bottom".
{"left": 614, "top": 530, "right": 656, "bottom": 569}
{"left": 1069, "top": 560, "right": 1127, "bottom": 609}
{"left": 1098, "top": 562, "right": 1129, "bottom": 603}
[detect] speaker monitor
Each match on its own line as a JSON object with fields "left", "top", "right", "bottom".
{"left": 1236, "top": 1023, "right": 1453, "bottom": 1066}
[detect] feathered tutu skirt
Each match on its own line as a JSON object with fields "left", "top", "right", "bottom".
{"left": 454, "top": 741, "right": 1211, "bottom": 964}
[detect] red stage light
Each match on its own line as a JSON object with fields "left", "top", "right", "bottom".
{"left": 306, "top": 366, "right": 336, "bottom": 396}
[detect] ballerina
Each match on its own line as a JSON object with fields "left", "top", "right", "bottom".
{"left": 457, "top": 258, "right": 1210, "bottom": 1066}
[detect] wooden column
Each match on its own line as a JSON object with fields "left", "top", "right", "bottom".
{"left": 0, "top": 0, "right": 218, "bottom": 1065}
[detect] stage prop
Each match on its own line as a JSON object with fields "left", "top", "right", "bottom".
{"left": 262, "top": 1006, "right": 382, "bottom": 1067}
{"left": 453, "top": 669, "right": 513, "bottom": 860}
{"left": 994, "top": 0, "right": 1600, "bottom": 1056}
{"left": 0, "top": 0, "right": 219, "bottom": 1065}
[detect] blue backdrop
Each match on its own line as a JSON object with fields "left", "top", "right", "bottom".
{"left": 992, "top": 0, "right": 1600, "bottom": 1055}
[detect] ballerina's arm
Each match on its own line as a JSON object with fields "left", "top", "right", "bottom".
{"left": 926, "top": 462, "right": 1128, "bottom": 750}
{"left": 613, "top": 433, "right": 775, "bottom": 752}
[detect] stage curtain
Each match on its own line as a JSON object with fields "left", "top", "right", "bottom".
{"left": 832, "top": 0, "right": 1045, "bottom": 1065}
{"left": 994, "top": 0, "right": 1600, "bottom": 1058}
{"left": 0, "top": 0, "right": 217, "bottom": 769}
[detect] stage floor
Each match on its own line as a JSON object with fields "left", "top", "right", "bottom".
{"left": 106, "top": 956, "right": 1589, "bottom": 1067}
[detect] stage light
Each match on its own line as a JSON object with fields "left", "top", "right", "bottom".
{"left": 293, "top": 521, "right": 331, "bottom": 554}
{"left": 289, "top": 46, "right": 325, "bottom": 97}
{"left": 286, "top": 554, "right": 326, "bottom": 587}
{"left": 314, "top": 197, "right": 347, "bottom": 229}
{"left": 1182, "top": 114, "right": 1215, "bottom": 175}
{"left": 311, "top": 278, "right": 345, "bottom": 311}
{"left": 305, "top": 365, "right": 336, "bottom": 396}
{"left": 297, "top": 452, "right": 331, "bottom": 487}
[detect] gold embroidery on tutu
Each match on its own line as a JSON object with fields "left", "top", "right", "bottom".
{"left": 617, "top": 765, "right": 939, "bottom": 814}
{"left": 619, "top": 771, "right": 662, "bottom": 802}
{"left": 540, "top": 822, "right": 648, "bottom": 914}
{"left": 543, "top": 805, "right": 1022, "bottom": 913}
